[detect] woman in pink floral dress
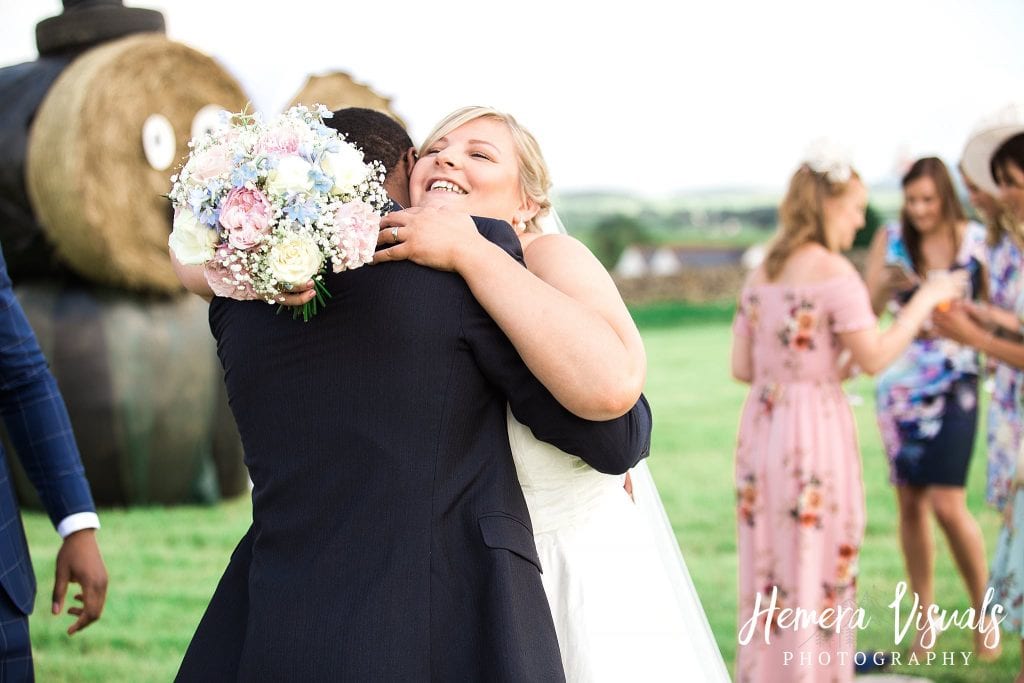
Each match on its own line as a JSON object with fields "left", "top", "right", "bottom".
{"left": 730, "top": 151, "right": 966, "bottom": 683}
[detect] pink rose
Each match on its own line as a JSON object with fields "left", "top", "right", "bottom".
{"left": 219, "top": 187, "right": 272, "bottom": 250}
{"left": 204, "top": 246, "right": 257, "bottom": 300}
{"left": 332, "top": 201, "right": 380, "bottom": 272}
{"left": 191, "top": 143, "right": 233, "bottom": 181}
{"left": 258, "top": 125, "right": 301, "bottom": 156}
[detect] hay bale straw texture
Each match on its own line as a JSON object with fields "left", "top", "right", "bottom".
{"left": 26, "top": 33, "right": 248, "bottom": 293}
{"left": 288, "top": 72, "right": 404, "bottom": 127}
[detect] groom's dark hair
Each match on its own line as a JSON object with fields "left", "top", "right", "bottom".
{"left": 326, "top": 108, "right": 413, "bottom": 176}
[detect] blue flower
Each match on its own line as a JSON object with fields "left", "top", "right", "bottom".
{"left": 188, "top": 187, "right": 208, "bottom": 214}
{"left": 285, "top": 199, "right": 319, "bottom": 225}
{"left": 316, "top": 122, "right": 337, "bottom": 140}
{"left": 198, "top": 206, "right": 220, "bottom": 228}
{"left": 310, "top": 168, "right": 333, "bottom": 194}
{"left": 297, "top": 142, "right": 316, "bottom": 162}
{"left": 206, "top": 179, "right": 225, "bottom": 196}
{"left": 231, "top": 162, "right": 258, "bottom": 187}
{"left": 322, "top": 137, "right": 342, "bottom": 154}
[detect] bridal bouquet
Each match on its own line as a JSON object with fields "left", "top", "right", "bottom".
{"left": 168, "top": 104, "right": 390, "bottom": 320}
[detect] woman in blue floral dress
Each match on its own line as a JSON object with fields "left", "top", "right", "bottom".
{"left": 864, "top": 157, "right": 995, "bottom": 658}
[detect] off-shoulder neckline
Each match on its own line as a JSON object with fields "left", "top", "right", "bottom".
{"left": 743, "top": 272, "right": 861, "bottom": 292}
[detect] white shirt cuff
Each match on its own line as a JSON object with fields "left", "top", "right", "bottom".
{"left": 57, "top": 512, "right": 101, "bottom": 539}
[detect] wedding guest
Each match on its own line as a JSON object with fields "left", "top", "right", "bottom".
{"left": 731, "top": 147, "right": 965, "bottom": 683}
{"left": 863, "top": 157, "right": 995, "bottom": 658}
{"left": 0, "top": 243, "right": 108, "bottom": 680}
{"left": 939, "top": 119, "right": 1024, "bottom": 683}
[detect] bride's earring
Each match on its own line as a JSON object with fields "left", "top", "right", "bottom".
{"left": 512, "top": 216, "right": 525, "bottom": 233}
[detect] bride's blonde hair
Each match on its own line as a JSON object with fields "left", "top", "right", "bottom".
{"left": 419, "top": 106, "right": 552, "bottom": 233}
{"left": 764, "top": 164, "right": 862, "bottom": 280}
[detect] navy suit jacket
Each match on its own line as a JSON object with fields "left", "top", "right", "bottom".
{"left": 0, "top": 244, "right": 95, "bottom": 614}
{"left": 177, "top": 217, "right": 651, "bottom": 682}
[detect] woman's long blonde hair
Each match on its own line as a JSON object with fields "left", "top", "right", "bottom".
{"left": 418, "top": 106, "right": 551, "bottom": 233}
{"left": 763, "top": 164, "right": 861, "bottom": 280}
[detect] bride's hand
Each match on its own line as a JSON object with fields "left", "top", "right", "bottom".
{"left": 374, "top": 207, "right": 485, "bottom": 272}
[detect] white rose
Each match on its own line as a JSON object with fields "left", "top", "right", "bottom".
{"left": 268, "top": 233, "right": 324, "bottom": 285}
{"left": 267, "top": 155, "right": 314, "bottom": 195}
{"left": 321, "top": 145, "right": 369, "bottom": 195}
{"left": 168, "top": 209, "right": 218, "bottom": 265}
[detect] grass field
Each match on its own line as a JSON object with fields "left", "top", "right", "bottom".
{"left": 20, "top": 313, "right": 1020, "bottom": 681}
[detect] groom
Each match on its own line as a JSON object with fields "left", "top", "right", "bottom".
{"left": 176, "top": 109, "right": 652, "bottom": 682}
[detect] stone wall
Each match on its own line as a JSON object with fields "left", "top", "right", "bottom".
{"left": 614, "top": 249, "right": 868, "bottom": 306}
{"left": 614, "top": 264, "right": 746, "bottom": 305}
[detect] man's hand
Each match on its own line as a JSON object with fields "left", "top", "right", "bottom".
{"left": 52, "top": 529, "right": 108, "bottom": 635}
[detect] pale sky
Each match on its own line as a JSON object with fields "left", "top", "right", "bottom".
{"left": 3, "top": 0, "right": 1023, "bottom": 195}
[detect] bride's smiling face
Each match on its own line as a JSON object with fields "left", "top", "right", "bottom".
{"left": 410, "top": 117, "right": 532, "bottom": 223}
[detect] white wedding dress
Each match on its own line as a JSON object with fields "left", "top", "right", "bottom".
{"left": 508, "top": 410, "right": 730, "bottom": 682}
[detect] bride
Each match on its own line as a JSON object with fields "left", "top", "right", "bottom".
{"left": 375, "top": 106, "right": 729, "bottom": 681}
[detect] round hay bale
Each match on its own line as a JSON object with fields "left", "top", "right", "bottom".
{"left": 1, "top": 284, "right": 247, "bottom": 506}
{"left": 287, "top": 72, "right": 404, "bottom": 127}
{"left": 26, "top": 33, "right": 248, "bottom": 294}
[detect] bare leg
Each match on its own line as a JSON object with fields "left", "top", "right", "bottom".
{"left": 928, "top": 486, "right": 1001, "bottom": 659}
{"left": 897, "top": 485, "right": 934, "bottom": 656}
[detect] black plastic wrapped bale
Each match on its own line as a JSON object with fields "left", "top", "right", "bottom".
{"left": 1, "top": 285, "right": 248, "bottom": 506}
{"left": 0, "top": 58, "right": 79, "bottom": 282}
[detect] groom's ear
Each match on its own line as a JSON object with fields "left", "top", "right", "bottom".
{"left": 402, "top": 147, "right": 417, "bottom": 179}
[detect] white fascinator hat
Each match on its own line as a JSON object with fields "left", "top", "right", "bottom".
{"left": 801, "top": 137, "right": 855, "bottom": 184}
{"left": 960, "top": 101, "right": 1024, "bottom": 195}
